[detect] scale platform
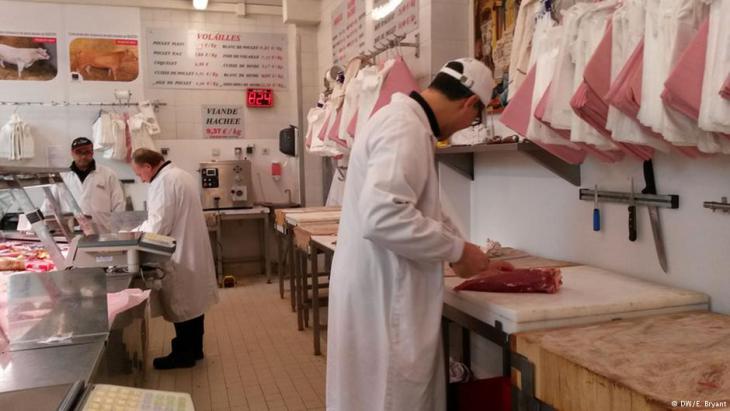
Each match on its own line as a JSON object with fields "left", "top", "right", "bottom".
{"left": 67, "top": 232, "right": 176, "bottom": 272}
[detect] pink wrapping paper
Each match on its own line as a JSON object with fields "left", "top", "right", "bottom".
{"left": 107, "top": 289, "right": 150, "bottom": 326}
{"left": 346, "top": 57, "right": 419, "bottom": 139}
{"left": 571, "top": 20, "right": 654, "bottom": 161}
{"left": 535, "top": 83, "right": 624, "bottom": 163}
{"left": 500, "top": 66, "right": 587, "bottom": 165}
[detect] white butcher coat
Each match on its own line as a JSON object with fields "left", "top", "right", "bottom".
{"left": 38, "top": 164, "right": 125, "bottom": 234}
{"left": 136, "top": 163, "right": 219, "bottom": 323}
{"left": 326, "top": 93, "right": 465, "bottom": 411}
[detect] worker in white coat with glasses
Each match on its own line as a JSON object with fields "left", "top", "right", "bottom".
{"left": 131, "top": 148, "right": 219, "bottom": 370}
{"left": 36, "top": 137, "right": 125, "bottom": 234}
{"left": 326, "top": 58, "right": 513, "bottom": 411}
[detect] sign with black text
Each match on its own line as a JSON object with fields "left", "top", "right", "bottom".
{"left": 147, "top": 29, "right": 288, "bottom": 90}
{"left": 202, "top": 105, "right": 244, "bottom": 139}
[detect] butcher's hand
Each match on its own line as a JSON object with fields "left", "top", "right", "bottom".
{"left": 451, "top": 243, "right": 490, "bottom": 278}
{"left": 489, "top": 260, "right": 514, "bottom": 272}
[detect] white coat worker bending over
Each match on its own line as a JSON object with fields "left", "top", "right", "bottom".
{"left": 326, "top": 58, "right": 513, "bottom": 411}
{"left": 42, "top": 137, "right": 125, "bottom": 233}
{"left": 131, "top": 149, "right": 219, "bottom": 370}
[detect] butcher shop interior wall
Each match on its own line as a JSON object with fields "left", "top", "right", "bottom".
{"left": 0, "top": 0, "right": 319, "bottom": 209}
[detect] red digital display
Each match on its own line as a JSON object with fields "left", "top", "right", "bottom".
{"left": 247, "top": 88, "right": 274, "bottom": 108}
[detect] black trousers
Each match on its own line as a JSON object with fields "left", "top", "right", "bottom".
{"left": 172, "top": 314, "right": 204, "bottom": 359}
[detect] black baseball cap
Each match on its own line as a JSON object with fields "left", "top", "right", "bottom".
{"left": 71, "top": 137, "right": 93, "bottom": 150}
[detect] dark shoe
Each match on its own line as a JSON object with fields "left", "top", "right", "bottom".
{"left": 153, "top": 352, "right": 196, "bottom": 370}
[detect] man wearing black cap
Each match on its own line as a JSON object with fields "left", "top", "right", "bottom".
{"left": 43, "top": 137, "right": 125, "bottom": 233}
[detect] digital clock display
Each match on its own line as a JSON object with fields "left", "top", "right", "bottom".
{"left": 247, "top": 88, "right": 274, "bottom": 108}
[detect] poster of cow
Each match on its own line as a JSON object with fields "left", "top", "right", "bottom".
{"left": 0, "top": 35, "right": 57, "bottom": 81}
{"left": 69, "top": 37, "right": 139, "bottom": 82}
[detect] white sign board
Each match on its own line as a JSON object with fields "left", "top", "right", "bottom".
{"left": 146, "top": 29, "right": 288, "bottom": 90}
{"left": 202, "top": 105, "right": 244, "bottom": 139}
{"left": 331, "top": 0, "right": 366, "bottom": 66}
{"left": 372, "top": 0, "right": 419, "bottom": 44}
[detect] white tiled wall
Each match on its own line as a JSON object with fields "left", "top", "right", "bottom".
{"left": 0, "top": 5, "right": 327, "bottom": 207}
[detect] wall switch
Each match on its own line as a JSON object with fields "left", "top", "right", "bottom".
{"left": 212, "top": 148, "right": 221, "bottom": 157}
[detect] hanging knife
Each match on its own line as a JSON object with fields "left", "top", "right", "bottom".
{"left": 628, "top": 178, "right": 637, "bottom": 242}
{"left": 642, "top": 160, "right": 668, "bottom": 273}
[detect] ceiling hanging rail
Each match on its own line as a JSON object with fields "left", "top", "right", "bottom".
{"left": 363, "top": 32, "right": 420, "bottom": 60}
{"left": 0, "top": 100, "right": 167, "bottom": 111}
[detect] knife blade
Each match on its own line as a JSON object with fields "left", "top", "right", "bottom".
{"left": 642, "top": 160, "right": 668, "bottom": 273}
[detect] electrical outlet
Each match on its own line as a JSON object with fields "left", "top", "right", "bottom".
{"left": 246, "top": 145, "right": 255, "bottom": 155}
{"left": 161, "top": 147, "right": 169, "bottom": 155}
{"left": 212, "top": 148, "right": 221, "bottom": 157}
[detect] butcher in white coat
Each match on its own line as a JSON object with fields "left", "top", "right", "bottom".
{"left": 327, "top": 58, "right": 511, "bottom": 410}
{"left": 42, "top": 137, "right": 125, "bottom": 233}
{"left": 131, "top": 148, "right": 219, "bottom": 370}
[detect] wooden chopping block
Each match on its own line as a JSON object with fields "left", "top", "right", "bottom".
{"left": 293, "top": 223, "right": 339, "bottom": 251}
{"left": 286, "top": 211, "right": 341, "bottom": 226}
{"left": 274, "top": 206, "right": 340, "bottom": 227}
{"left": 511, "top": 311, "right": 730, "bottom": 411}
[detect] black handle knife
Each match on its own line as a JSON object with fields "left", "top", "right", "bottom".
{"left": 629, "top": 177, "right": 637, "bottom": 242}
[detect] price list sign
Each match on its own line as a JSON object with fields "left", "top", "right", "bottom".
{"left": 147, "top": 29, "right": 288, "bottom": 90}
{"left": 331, "top": 0, "right": 366, "bottom": 66}
{"left": 373, "top": 0, "right": 418, "bottom": 44}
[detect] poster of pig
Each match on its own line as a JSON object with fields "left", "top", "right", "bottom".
{"left": 69, "top": 38, "right": 139, "bottom": 82}
{"left": 0, "top": 35, "right": 57, "bottom": 81}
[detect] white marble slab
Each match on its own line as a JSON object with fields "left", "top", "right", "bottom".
{"left": 444, "top": 265, "right": 710, "bottom": 334}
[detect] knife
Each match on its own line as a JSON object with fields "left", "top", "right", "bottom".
{"left": 628, "top": 178, "right": 637, "bottom": 242}
{"left": 642, "top": 160, "right": 668, "bottom": 273}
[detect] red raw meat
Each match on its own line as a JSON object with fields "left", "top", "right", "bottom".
{"left": 454, "top": 268, "right": 563, "bottom": 294}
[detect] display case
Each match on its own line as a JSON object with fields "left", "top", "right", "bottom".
{"left": 0, "top": 166, "right": 97, "bottom": 269}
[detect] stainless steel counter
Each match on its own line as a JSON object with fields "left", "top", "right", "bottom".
{"left": 0, "top": 340, "right": 105, "bottom": 393}
{"left": 0, "top": 271, "right": 138, "bottom": 396}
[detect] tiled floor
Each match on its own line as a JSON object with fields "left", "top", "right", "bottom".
{"left": 143, "top": 277, "right": 327, "bottom": 411}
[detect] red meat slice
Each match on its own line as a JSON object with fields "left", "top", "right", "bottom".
{"left": 454, "top": 268, "right": 563, "bottom": 294}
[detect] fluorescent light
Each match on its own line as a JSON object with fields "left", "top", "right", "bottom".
{"left": 193, "top": 0, "right": 208, "bottom": 10}
{"left": 372, "top": 0, "right": 404, "bottom": 20}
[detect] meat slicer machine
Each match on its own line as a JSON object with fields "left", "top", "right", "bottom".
{"left": 0, "top": 167, "right": 176, "bottom": 275}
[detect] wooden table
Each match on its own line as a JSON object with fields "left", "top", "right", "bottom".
{"left": 442, "top": 263, "right": 710, "bottom": 411}
{"left": 273, "top": 207, "right": 340, "bottom": 312}
{"left": 308, "top": 235, "right": 337, "bottom": 356}
{"left": 512, "top": 311, "right": 730, "bottom": 411}
{"left": 292, "top": 224, "right": 338, "bottom": 337}
{"left": 205, "top": 207, "right": 271, "bottom": 284}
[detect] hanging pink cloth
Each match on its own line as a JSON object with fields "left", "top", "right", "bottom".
{"left": 659, "top": 19, "right": 729, "bottom": 147}
{"left": 535, "top": 83, "right": 623, "bottom": 163}
{"left": 607, "top": 40, "right": 704, "bottom": 157}
{"left": 500, "top": 66, "right": 587, "bottom": 165}
{"left": 122, "top": 112, "right": 133, "bottom": 163}
{"left": 326, "top": 109, "right": 348, "bottom": 148}
{"left": 346, "top": 57, "right": 420, "bottom": 138}
{"left": 571, "top": 21, "right": 654, "bottom": 161}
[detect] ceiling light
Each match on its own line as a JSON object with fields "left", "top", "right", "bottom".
{"left": 193, "top": 0, "right": 209, "bottom": 10}
{"left": 372, "top": 0, "right": 404, "bottom": 21}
